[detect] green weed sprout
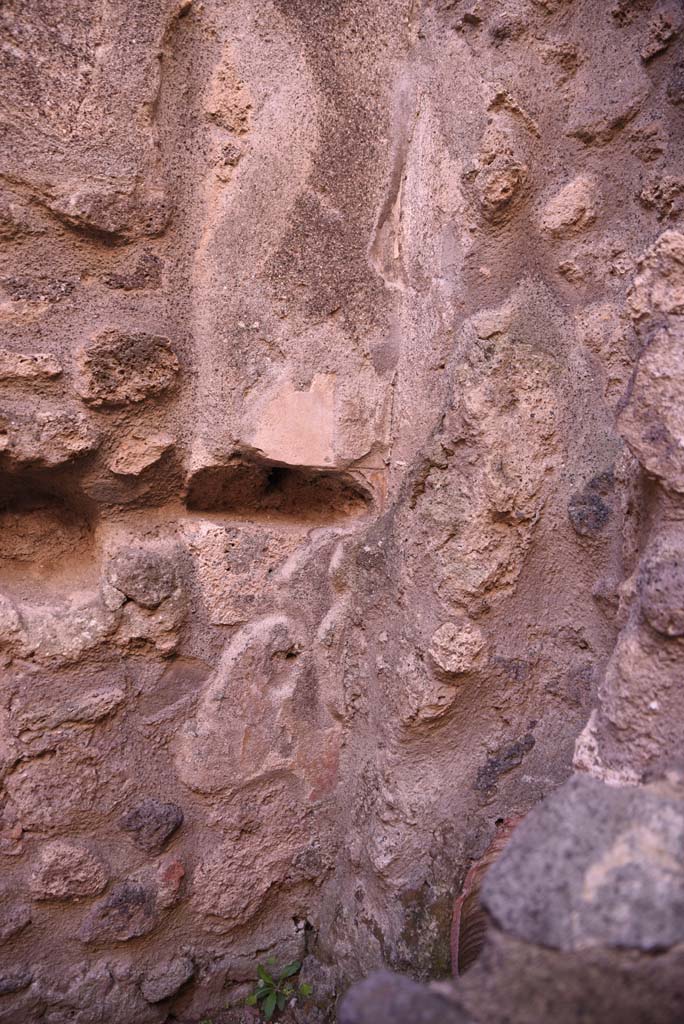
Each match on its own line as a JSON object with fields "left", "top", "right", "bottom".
{"left": 246, "top": 960, "right": 313, "bottom": 1021}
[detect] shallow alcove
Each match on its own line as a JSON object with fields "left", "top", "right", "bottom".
{"left": 184, "top": 454, "right": 372, "bottom": 522}
{"left": 0, "top": 470, "right": 98, "bottom": 597}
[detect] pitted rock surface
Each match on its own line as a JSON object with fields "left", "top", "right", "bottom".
{"left": 30, "top": 841, "right": 109, "bottom": 901}
{"left": 639, "top": 539, "right": 684, "bottom": 637}
{"left": 76, "top": 332, "right": 180, "bottom": 408}
{"left": 118, "top": 799, "right": 184, "bottom": 853}
{"left": 105, "top": 547, "right": 180, "bottom": 610}
{"left": 482, "top": 775, "right": 684, "bottom": 952}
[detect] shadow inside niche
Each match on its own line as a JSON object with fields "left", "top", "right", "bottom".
{"left": 185, "top": 455, "right": 371, "bottom": 521}
{"left": 0, "top": 469, "right": 98, "bottom": 594}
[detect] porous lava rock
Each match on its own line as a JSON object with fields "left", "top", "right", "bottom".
{"left": 76, "top": 331, "right": 179, "bottom": 408}
{"left": 482, "top": 774, "right": 684, "bottom": 952}
{"left": 118, "top": 799, "right": 184, "bottom": 853}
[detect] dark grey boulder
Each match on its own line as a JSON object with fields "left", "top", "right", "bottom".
{"left": 482, "top": 774, "right": 684, "bottom": 953}
{"left": 338, "top": 970, "right": 473, "bottom": 1024}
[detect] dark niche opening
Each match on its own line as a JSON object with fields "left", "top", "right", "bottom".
{"left": 184, "top": 455, "right": 371, "bottom": 522}
{"left": 0, "top": 469, "right": 97, "bottom": 594}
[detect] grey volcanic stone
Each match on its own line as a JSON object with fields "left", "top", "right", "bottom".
{"left": 104, "top": 252, "right": 162, "bottom": 291}
{"left": 106, "top": 549, "right": 179, "bottom": 610}
{"left": 119, "top": 799, "right": 184, "bottom": 853}
{"left": 568, "top": 471, "right": 614, "bottom": 537}
{"left": 481, "top": 774, "right": 684, "bottom": 952}
{"left": 140, "top": 955, "right": 194, "bottom": 1003}
{"left": 79, "top": 882, "right": 157, "bottom": 944}
{"left": 475, "top": 734, "right": 535, "bottom": 792}
{"left": 0, "top": 971, "right": 32, "bottom": 996}
{"left": 338, "top": 971, "right": 473, "bottom": 1024}
{"left": 33, "top": 961, "right": 166, "bottom": 1024}
{"left": 457, "top": 926, "right": 684, "bottom": 1024}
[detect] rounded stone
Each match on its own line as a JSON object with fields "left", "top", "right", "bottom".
{"left": 79, "top": 882, "right": 158, "bottom": 945}
{"left": 105, "top": 548, "right": 179, "bottom": 610}
{"left": 29, "top": 840, "right": 108, "bottom": 901}
{"left": 118, "top": 799, "right": 184, "bottom": 853}
{"left": 428, "top": 620, "right": 485, "bottom": 675}
{"left": 140, "top": 956, "right": 194, "bottom": 1003}
{"left": 539, "top": 175, "right": 598, "bottom": 238}
{"left": 568, "top": 471, "right": 614, "bottom": 537}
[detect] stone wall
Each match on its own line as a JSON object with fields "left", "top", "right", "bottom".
{"left": 0, "top": 1, "right": 682, "bottom": 1021}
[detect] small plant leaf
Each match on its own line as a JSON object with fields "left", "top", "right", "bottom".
{"left": 299, "top": 983, "right": 313, "bottom": 997}
{"left": 279, "top": 960, "right": 301, "bottom": 979}
{"left": 277, "top": 992, "right": 287, "bottom": 1011}
{"left": 257, "top": 965, "right": 275, "bottom": 986}
{"left": 263, "top": 992, "right": 277, "bottom": 1021}
{"left": 245, "top": 994, "right": 258, "bottom": 1006}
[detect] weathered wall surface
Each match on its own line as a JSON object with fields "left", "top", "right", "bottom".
{"left": 0, "top": 0, "right": 682, "bottom": 1021}
{"left": 338, "top": 225, "right": 684, "bottom": 1024}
